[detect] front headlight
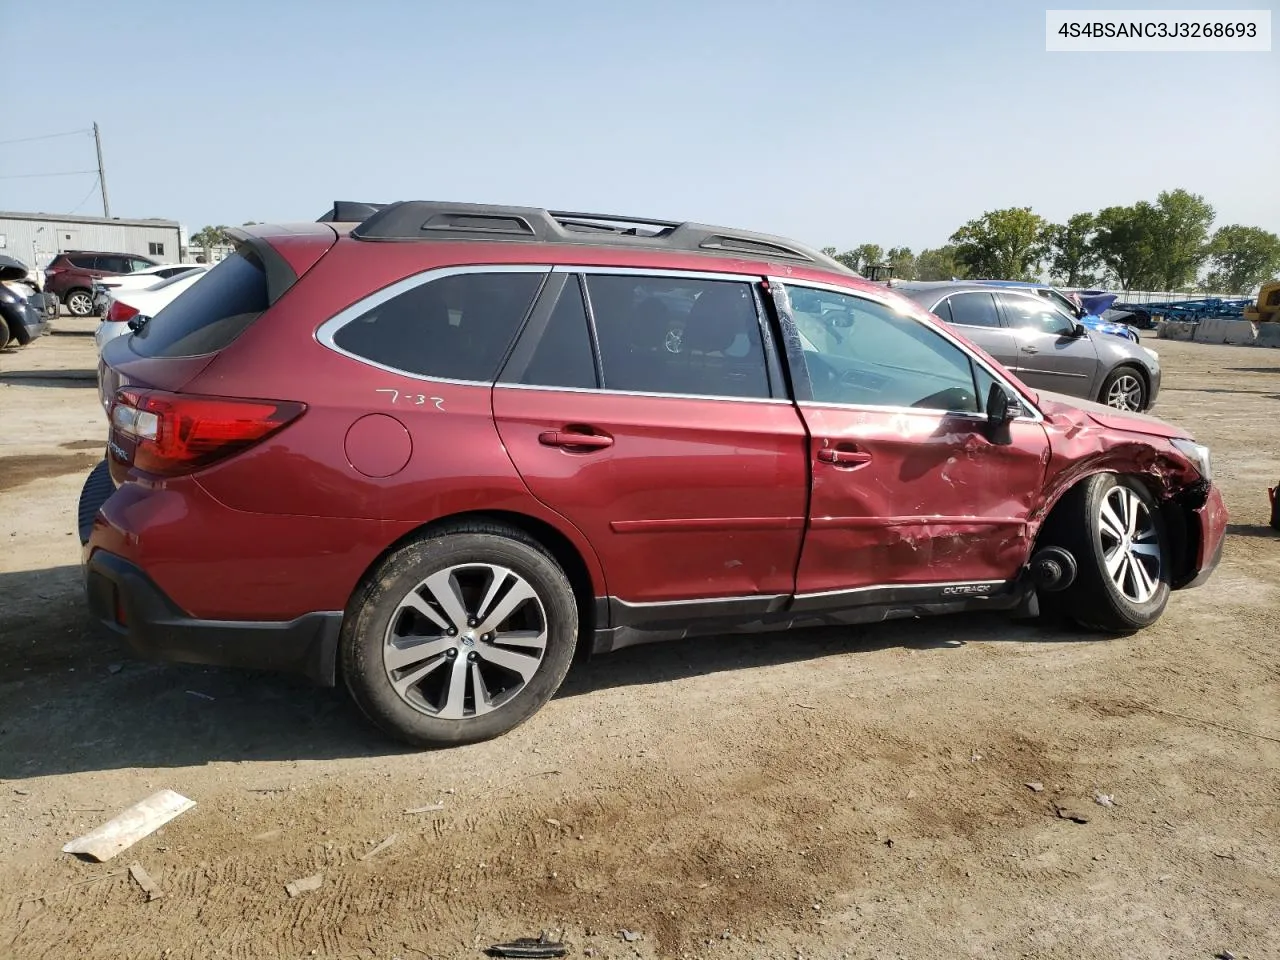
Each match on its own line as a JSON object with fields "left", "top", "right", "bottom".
{"left": 1171, "top": 438, "right": 1212, "bottom": 482}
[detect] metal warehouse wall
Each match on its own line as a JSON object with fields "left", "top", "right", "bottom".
{"left": 0, "top": 214, "right": 185, "bottom": 275}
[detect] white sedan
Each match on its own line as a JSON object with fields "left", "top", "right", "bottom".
{"left": 92, "top": 263, "right": 210, "bottom": 314}
{"left": 94, "top": 268, "right": 208, "bottom": 354}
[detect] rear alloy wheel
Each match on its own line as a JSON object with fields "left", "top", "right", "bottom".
{"left": 342, "top": 524, "right": 578, "bottom": 746}
{"left": 1101, "top": 366, "right": 1146, "bottom": 411}
{"left": 1053, "top": 473, "right": 1170, "bottom": 633}
{"left": 64, "top": 289, "right": 94, "bottom": 317}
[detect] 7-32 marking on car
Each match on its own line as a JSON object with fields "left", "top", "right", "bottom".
{"left": 375, "top": 388, "right": 445, "bottom": 411}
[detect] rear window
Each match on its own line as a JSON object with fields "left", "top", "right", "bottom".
{"left": 129, "top": 252, "right": 269, "bottom": 358}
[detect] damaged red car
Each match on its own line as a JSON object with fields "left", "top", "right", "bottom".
{"left": 79, "top": 201, "right": 1228, "bottom": 747}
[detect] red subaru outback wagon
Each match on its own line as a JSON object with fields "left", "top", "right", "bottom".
{"left": 80, "top": 201, "right": 1227, "bottom": 746}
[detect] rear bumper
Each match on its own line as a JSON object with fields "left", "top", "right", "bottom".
{"left": 78, "top": 458, "right": 343, "bottom": 685}
{"left": 84, "top": 549, "right": 342, "bottom": 686}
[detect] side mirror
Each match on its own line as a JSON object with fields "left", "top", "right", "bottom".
{"left": 1071, "top": 322, "right": 1088, "bottom": 338}
{"left": 986, "top": 383, "right": 1022, "bottom": 443}
{"left": 127, "top": 314, "right": 149, "bottom": 332}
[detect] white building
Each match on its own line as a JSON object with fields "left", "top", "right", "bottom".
{"left": 0, "top": 211, "right": 187, "bottom": 277}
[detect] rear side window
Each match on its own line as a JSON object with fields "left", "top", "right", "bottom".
{"left": 946, "top": 292, "right": 1001, "bottom": 328}
{"left": 130, "top": 252, "right": 269, "bottom": 358}
{"left": 930, "top": 297, "right": 954, "bottom": 324}
{"left": 69, "top": 255, "right": 98, "bottom": 269}
{"left": 503, "top": 275, "right": 598, "bottom": 389}
{"left": 585, "top": 275, "right": 771, "bottom": 399}
{"left": 332, "top": 271, "right": 544, "bottom": 381}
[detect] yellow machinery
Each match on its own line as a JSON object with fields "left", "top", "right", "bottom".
{"left": 1244, "top": 280, "right": 1280, "bottom": 323}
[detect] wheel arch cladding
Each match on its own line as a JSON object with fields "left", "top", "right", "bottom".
{"left": 349, "top": 509, "right": 600, "bottom": 639}
{"left": 1032, "top": 468, "right": 1192, "bottom": 580}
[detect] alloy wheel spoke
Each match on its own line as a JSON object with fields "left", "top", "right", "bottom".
{"left": 423, "top": 570, "right": 472, "bottom": 633}
{"left": 492, "top": 628, "right": 547, "bottom": 651}
{"left": 385, "top": 635, "right": 455, "bottom": 672}
{"left": 476, "top": 644, "right": 540, "bottom": 682}
{"left": 1131, "top": 554, "right": 1156, "bottom": 599}
{"left": 1130, "top": 540, "right": 1161, "bottom": 559}
{"left": 1104, "top": 544, "right": 1127, "bottom": 577}
{"left": 1125, "top": 494, "right": 1141, "bottom": 537}
{"left": 400, "top": 591, "right": 453, "bottom": 633}
{"left": 476, "top": 579, "right": 537, "bottom": 636}
{"left": 1100, "top": 501, "right": 1126, "bottom": 541}
{"left": 391, "top": 655, "right": 449, "bottom": 699}
{"left": 439, "top": 654, "right": 471, "bottom": 719}
{"left": 470, "top": 662, "right": 495, "bottom": 716}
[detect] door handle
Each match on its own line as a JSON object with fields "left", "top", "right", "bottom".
{"left": 1023, "top": 345, "right": 1039, "bottom": 354}
{"left": 817, "top": 447, "right": 872, "bottom": 466}
{"left": 538, "top": 430, "right": 614, "bottom": 450}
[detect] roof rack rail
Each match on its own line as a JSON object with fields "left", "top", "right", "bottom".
{"left": 317, "top": 200, "right": 386, "bottom": 223}
{"left": 344, "top": 201, "right": 855, "bottom": 273}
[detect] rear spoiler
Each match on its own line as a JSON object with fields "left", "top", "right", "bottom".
{"left": 223, "top": 227, "right": 300, "bottom": 306}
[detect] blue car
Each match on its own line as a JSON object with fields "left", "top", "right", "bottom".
{"left": 971, "top": 280, "right": 1139, "bottom": 342}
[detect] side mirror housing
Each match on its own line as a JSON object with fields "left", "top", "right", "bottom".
{"left": 986, "top": 383, "right": 1023, "bottom": 443}
{"left": 1072, "top": 322, "right": 1088, "bottom": 338}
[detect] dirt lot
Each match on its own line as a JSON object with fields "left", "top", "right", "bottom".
{"left": 1, "top": 324, "right": 1277, "bottom": 960}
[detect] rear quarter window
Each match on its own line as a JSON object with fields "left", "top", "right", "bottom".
{"left": 128, "top": 252, "right": 268, "bottom": 358}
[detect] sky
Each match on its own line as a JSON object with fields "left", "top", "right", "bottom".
{"left": 3, "top": 0, "right": 1277, "bottom": 253}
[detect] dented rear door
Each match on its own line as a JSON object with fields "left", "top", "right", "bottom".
{"left": 770, "top": 280, "right": 1050, "bottom": 595}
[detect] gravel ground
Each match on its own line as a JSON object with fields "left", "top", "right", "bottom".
{"left": 1, "top": 324, "right": 1277, "bottom": 960}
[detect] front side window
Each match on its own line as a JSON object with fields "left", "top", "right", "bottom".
{"left": 785, "top": 285, "right": 981, "bottom": 413}
{"left": 999, "top": 293, "right": 1077, "bottom": 337}
{"left": 332, "top": 271, "right": 545, "bottom": 381}
{"left": 585, "top": 275, "right": 771, "bottom": 399}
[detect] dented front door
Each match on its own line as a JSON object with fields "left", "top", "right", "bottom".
{"left": 794, "top": 405, "right": 1049, "bottom": 593}
{"left": 770, "top": 280, "right": 1051, "bottom": 594}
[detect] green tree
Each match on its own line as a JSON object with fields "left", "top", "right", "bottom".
{"left": 851, "top": 243, "right": 884, "bottom": 273}
{"left": 190, "top": 225, "right": 230, "bottom": 260}
{"left": 1092, "top": 203, "right": 1160, "bottom": 291}
{"left": 948, "top": 207, "right": 1049, "bottom": 280}
{"left": 915, "top": 245, "right": 966, "bottom": 281}
{"left": 1046, "top": 213, "right": 1100, "bottom": 287}
{"left": 1150, "top": 189, "right": 1215, "bottom": 291}
{"left": 885, "top": 246, "right": 915, "bottom": 280}
{"left": 1204, "top": 225, "right": 1280, "bottom": 294}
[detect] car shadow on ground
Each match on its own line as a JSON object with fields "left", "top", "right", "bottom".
{"left": 0, "top": 565, "right": 1099, "bottom": 779}
{"left": 1226, "top": 523, "right": 1278, "bottom": 539}
{"left": 0, "top": 370, "right": 97, "bottom": 388}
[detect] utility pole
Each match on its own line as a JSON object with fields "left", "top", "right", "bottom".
{"left": 93, "top": 121, "right": 111, "bottom": 218}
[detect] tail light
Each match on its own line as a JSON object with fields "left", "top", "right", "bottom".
{"left": 109, "top": 388, "right": 305, "bottom": 476}
{"left": 106, "top": 300, "right": 139, "bottom": 323}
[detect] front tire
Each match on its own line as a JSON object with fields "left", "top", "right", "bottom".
{"left": 341, "top": 523, "right": 579, "bottom": 747}
{"left": 64, "top": 289, "right": 94, "bottom": 317}
{"left": 1054, "top": 474, "right": 1170, "bottom": 633}
{"left": 1100, "top": 365, "right": 1147, "bottom": 411}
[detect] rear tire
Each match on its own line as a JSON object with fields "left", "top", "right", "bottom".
{"left": 1053, "top": 474, "right": 1170, "bottom": 633}
{"left": 1099, "top": 365, "right": 1147, "bottom": 411}
{"left": 0, "top": 316, "right": 10, "bottom": 347}
{"left": 64, "top": 289, "right": 94, "bottom": 317}
{"left": 341, "top": 522, "right": 579, "bottom": 747}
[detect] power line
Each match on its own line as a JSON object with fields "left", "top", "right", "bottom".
{"left": 0, "top": 128, "right": 92, "bottom": 147}
{"left": 67, "top": 176, "right": 103, "bottom": 216}
{"left": 0, "top": 170, "right": 99, "bottom": 180}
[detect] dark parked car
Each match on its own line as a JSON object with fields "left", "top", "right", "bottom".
{"left": 80, "top": 201, "right": 1226, "bottom": 747}
{"left": 44, "top": 251, "right": 159, "bottom": 316}
{"left": 894, "top": 281, "right": 1161, "bottom": 411}
{"left": 0, "top": 255, "right": 53, "bottom": 347}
